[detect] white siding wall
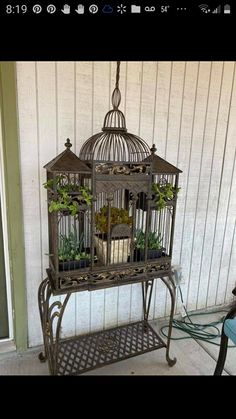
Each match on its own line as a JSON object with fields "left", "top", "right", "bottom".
{"left": 16, "top": 61, "right": 236, "bottom": 347}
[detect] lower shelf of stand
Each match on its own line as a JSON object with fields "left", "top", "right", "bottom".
{"left": 56, "top": 320, "right": 166, "bottom": 375}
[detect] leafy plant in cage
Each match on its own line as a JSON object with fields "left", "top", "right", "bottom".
{"left": 134, "top": 230, "right": 165, "bottom": 261}
{"left": 58, "top": 228, "right": 90, "bottom": 262}
{"left": 43, "top": 174, "right": 92, "bottom": 216}
{"left": 95, "top": 206, "right": 132, "bottom": 234}
{"left": 151, "top": 182, "right": 180, "bottom": 211}
{"left": 134, "top": 230, "right": 163, "bottom": 250}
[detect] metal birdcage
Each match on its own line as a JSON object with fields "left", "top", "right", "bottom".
{"left": 40, "top": 61, "right": 182, "bottom": 375}
{"left": 43, "top": 62, "right": 182, "bottom": 293}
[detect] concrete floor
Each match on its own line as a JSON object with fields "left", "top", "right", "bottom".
{"left": 0, "top": 311, "right": 235, "bottom": 375}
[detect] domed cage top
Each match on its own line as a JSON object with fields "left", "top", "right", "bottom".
{"left": 43, "top": 62, "right": 182, "bottom": 293}
{"left": 79, "top": 62, "right": 150, "bottom": 163}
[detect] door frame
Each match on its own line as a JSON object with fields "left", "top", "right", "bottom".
{"left": 0, "top": 62, "right": 27, "bottom": 351}
{"left": 0, "top": 132, "right": 13, "bottom": 341}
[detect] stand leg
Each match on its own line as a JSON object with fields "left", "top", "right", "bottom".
{"left": 160, "top": 274, "right": 177, "bottom": 367}
{"left": 142, "top": 280, "right": 154, "bottom": 326}
{"left": 38, "top": 276, "right": 71, "bottom": 375}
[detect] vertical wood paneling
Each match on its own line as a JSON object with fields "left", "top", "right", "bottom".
{"left": 36, "top": 62, "right": 57, "bottom": 277}
{"left": 214, "top": 64, "right": 236, "bottom": 305}
{"left": 57, "top": 61, "right": 75, "bottom": 149}
{"left": 199, "top": 62, "right": 235, "bottom": 308}
{"left": 16, "top": 61, "right": 236, "bottom": 347}
{"left": 185, "top": 62, "right": 216, "bottom": 310}
{"left": 164, "top": 61, "right": 186, "bottom": 316}
{"left": 153, "top": 62, "right": 173, "bottom": 318}
{"left": 75, "top": 62, "right": 93, "bottom": 152}
{"left": 139, "top": 61, "right": 157, "bottom": 144}
{"left": 180, "top": 62, "right": 212, "bottom": 311}
{"left": 153, "top": 62, "right": 172, "bottom": 158}
{"left": 117, "top": 284, "right": 132, "bottom": 326}
{"left": 186, "top": 62, "right": 224, "bottom": 310}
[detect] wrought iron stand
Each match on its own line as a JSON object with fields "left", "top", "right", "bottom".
{"left": 38, "top": 272, "right": 177, "bottom": 375}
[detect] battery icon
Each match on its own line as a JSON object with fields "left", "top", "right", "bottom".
{"left": 224, "top": 4, "right": 231, "bottom": 14}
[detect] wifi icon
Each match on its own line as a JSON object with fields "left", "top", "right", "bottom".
{"left": 199, "top": 4, "right": 211, "bottom": 13}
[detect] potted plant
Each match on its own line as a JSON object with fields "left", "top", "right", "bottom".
{"left": 43, "top": 174, "right": 92, "bottom": 216}
{"left": 134, "top": 229, "right": 165, "bottom": 261}
{"left": 151, "top": 182, "right": 180, "bottom": 211}
{"left": 94, "top": 206, "right": 133, "bottom": 264}
{"left": 58, "top": 228, "right": 90, "bottom": 271}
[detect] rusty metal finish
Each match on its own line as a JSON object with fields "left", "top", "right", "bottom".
{"left": 142, "top": 280, "right": 155, "bottom": 324}
{"left": 38, "top": 277, "right": 71, "bottom": 375}
{"left": 56, "top": 320, "right": 166, "bottom": 375}
{"left": 95, "top": 163, "right": 149, "bottom": 175}
{"left": 39, "top": 61, "right": 182, "bottom": 375}
{"left": 52, "top": 260, "right": 172, "bottom": 293}
{"left": 159, "top": 274, "right": 177, "bottom": 366}
{"left": 95, "top": 180, "right": 150, "bottom": 195}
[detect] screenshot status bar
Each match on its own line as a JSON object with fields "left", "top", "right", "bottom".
{"left": 0, "top": 3, "right": 232, "bottom": 16}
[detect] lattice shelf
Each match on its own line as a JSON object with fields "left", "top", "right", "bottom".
{"left": 56, "top": 321, "right": 166, "bottom": 375}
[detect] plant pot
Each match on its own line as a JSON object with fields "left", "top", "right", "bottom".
{"left": 59, "top": 258, "right": 89, "bottom": 271}
{"left": 94, "top": 235, "right": 131, "bottom": 265}
{"left": 134, "top": 248, "right": 164, "bottom": 261}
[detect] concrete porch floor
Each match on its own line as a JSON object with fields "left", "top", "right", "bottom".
{"left": 0, "top": 311, "right": 235, "bottom": 375}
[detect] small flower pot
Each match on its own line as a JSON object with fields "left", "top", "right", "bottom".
{"left": 59, "top": 258, "right": 89, "bottom": 271}
{"left": 94, "top": 235, "right": 131, "bottom": 265}
{"left": 134, "top": 248, "right": 164, "bottom": 261}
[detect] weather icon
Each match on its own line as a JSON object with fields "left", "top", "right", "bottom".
{"left": 102, "top": 5, "right": 113, "bottom": 13}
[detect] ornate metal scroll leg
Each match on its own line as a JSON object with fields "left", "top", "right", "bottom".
{"left": 38, "top": 277, "right": 71, "bottom": 375}
{"left": 214, "top": 303, "right": 236, "bottom": 375}
{"left": 38, "top": 278, "right": 50, "bottom": 363}
{"left": 160, "top": 274, "right": 177, "bottom": 367}
{"left": 142, "top": 280, "right": 154, "bottom": 329}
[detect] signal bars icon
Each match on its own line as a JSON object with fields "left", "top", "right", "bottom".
{"left": 212, "top": 5, "right": 221, "bottom": 13}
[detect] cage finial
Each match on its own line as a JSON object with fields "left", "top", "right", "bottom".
{"left": 111, "top": 61, "right": 121, "bottom": 110}
{"left": 65, "top": 138, "right": 72, "bottom": 149}
{"left": 150, "top": 144, "right": 157, "bottom": 154}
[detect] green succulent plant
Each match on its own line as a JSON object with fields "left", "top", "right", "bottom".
{"left": 95, "top": 206, "right": 132, "bottom": 234}
{"left": 43, "top": 175, "right": 92, "bottom": 216}
{"left": 151, "top": 182, "right": 180, "bottom": 211}
{"left": 134, "top": 229, "right": 163, "bottom": 250}
{"left": 58, "top": 228, "right": 90, "bottom": 262}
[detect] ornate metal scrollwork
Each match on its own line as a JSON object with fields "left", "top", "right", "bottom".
{"left": 95, "top": 163, "right": 150, "bottom": 175}
{"left": 38, "top": 277, "right": 71, "bottom": 374}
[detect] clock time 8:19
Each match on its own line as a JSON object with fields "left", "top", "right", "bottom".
{"left": 6, "top": 5, "right": 27, "bottom": 13}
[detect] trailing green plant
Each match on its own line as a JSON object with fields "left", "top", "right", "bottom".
{"left": 58, "top": 228, "right": 90, "bottom": 262}
{"left": 134, "top": 229, "right": 163, "bottom": 250}
{"left": 43, "top": 175, "right": 92, "bottom": 215}
{"left": 95, "top": 206, "right": 132, "bottom": 234}
{"left": 151, "top": 182, "right": 180, "bottom": 211}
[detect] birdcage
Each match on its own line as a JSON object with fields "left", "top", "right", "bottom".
{"left": 43, "top": 62, "right": 181, "bottom": 293}
{"left": 40, "top": 61, "right": 182, "bottom": 375}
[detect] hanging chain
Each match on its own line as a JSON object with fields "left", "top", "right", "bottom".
{"left": 115, "top": 61, "right": 121, "bottom": 89}
{"left": 111, "top": 61, "right": 121, "bottom": 109}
